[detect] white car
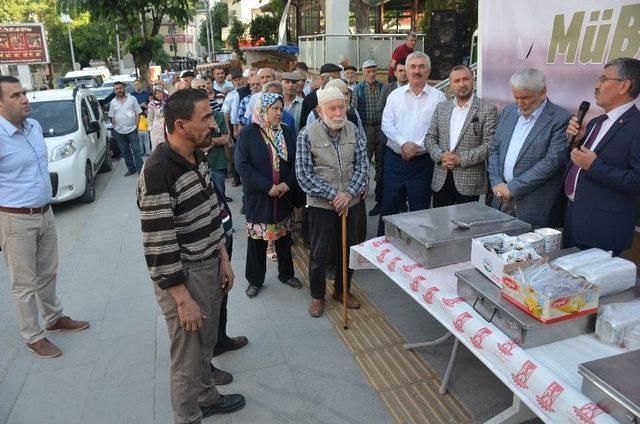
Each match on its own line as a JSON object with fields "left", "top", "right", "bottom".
{"left": 28, "top": 88, "right": 112, "bottom": 203}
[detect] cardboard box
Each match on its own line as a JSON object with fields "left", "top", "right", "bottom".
{"left": 470, "top": 235, "right": 540, "bottom": 287}
{"left": 501, "top": 260, "right": 600, "bottom": 323}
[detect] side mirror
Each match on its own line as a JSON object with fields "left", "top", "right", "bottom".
{"left": 88, "top": 120, "right": 100, "bottom": 134}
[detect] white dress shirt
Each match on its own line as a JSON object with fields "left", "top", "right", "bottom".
{"left": 503, "top": 99, "right": 547, "bottom": 182}
{"left": 449, "top": 95, "right": 473, "bottom": 151}
{"left": 214, "top": 80, "right": 235, "bottom": 93}
{"left": 382, "top": 83, "right": 446, "bottom": 155}
{"left": 222, "top": 89, "right": 240, "bottom": 124}
{"left": 567, "top": 100, "right": 636, "bottom": 200}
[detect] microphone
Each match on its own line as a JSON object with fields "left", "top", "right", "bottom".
{"left": 570, "top": 101, "right": 590, "bottom": 149}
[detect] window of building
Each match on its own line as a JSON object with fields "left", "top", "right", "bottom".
{"left": 298, "top": 0, "right": 325, "bottom": 36}
{"left": 168, "top": 25, "right": 176, "bottom": 35}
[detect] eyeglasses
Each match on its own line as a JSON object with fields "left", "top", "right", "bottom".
{"left": 596, "top": 76, "right": 625, "bottom": 84}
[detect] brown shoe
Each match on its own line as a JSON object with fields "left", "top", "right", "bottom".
{"left": 27, "top": 338, "right": 62, "bottom": 358}
{"left": 309, "top": 299, "right": 325, "bottom": 318}
{"left": 332, "top": 292, "right": 361, "bottom": 309}
{"left": 46, "top": 316, "right": 90, "bottom": 332}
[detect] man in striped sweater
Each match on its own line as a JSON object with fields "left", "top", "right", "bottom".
{"left": 137, "top": 88, "right": 245, "bottom": 423}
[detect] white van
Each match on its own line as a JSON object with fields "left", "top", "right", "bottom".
{"left": 27, "top": 88, "right": 112, "bottom": 203}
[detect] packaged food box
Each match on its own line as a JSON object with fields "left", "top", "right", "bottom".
{"left": 501, "top": 259, "right": 599, "bottom": 323}
{"left": 471, "top": 234, "right": 541, "bottom": 287}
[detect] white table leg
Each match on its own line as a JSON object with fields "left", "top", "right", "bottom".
{"left": 484, "top": 394, "right": 536, "bottom": 424}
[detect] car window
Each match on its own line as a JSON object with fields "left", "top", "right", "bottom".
{"left": 29, "top": 100, "right": 79, "bottom": 137}
{"left": 87, "top": 96, "right": 101, "bottom": 120}
{"left": 81, "top": 101, "right": 91, "bottom": 133}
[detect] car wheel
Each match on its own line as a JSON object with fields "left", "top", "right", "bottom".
{"left": 79, "top": 162, "right": 96, "bottom": 203}
{"left": 99, "top": 147, "right": 113, "bottom": 173}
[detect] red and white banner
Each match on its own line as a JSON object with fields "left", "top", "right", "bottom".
{"left": 478, "top": 0, "right": 640, "bottom": 119}
{"left": 351, "top": 237, "right": 620, "bottom": 424}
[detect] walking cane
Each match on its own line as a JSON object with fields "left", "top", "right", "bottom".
{"left": 341, "top": 211, "right": 349, "bottom": 330}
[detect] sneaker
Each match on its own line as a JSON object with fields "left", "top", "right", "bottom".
{"left": 27, "top": 338, "right": 62, "bottom": 358}
{"left": 201, "top": 394, "right": 245, "bottom": 417}
{"left": 124, "top": 170, "right": 136, "bottom": 177}
{"left": 46, "top": 316, "right": 90, "bottom": 332}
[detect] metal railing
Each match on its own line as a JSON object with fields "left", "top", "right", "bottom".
{"left": 298, "top": 33, "right": 427, "bottom": 71}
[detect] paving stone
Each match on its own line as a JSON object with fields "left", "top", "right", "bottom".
{"left": 90, "top": 331, "right": 155, "bottom": 388}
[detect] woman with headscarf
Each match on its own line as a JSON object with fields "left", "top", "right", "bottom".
{"left": 147, "top": 86, "right": 167, "bottom": 149}
{"left": 235, "top": 92, "right": 302, "bottom": 298}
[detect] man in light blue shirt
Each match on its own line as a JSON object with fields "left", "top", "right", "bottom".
{"left": 488, "top": 68, "right": 572, "bottom": 226}
{"left": 0, "top": 76, "right": 89, "bottom": 358}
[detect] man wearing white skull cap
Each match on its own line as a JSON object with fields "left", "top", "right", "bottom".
{"left": 295, "top": 87, "right": 369, "bottom": 318}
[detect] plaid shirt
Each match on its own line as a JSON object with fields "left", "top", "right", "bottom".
{"left": 295, "top": 121, "right": 369, "bottom": 200}
{"left": 364, "top": 82, "right": 381, "bottom": 123}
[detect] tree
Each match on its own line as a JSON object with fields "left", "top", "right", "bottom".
{"left": 249, "top": 14, "right": 279, "bottom": 45}
{"left": 58, "top": 0, "right": 199, "bottom": 87}
{"left": 352, "top": 0, "right": 371, "bottom": 34}
{"left": 226, "top": 15, "right": 246, "bottom": 60}
{"left": 198, "top": 2, "right": 228, "bottom": 55}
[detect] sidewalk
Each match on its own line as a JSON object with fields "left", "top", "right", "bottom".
{"left": 0, "top": 160, "right": 392, "bottom": 424}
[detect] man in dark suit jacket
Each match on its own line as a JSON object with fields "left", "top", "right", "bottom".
{"left": 488, "top": 68, "right": 572, "bottom": 227}
{"left": 563, "top": 57, "right": 640, "bottom": 255}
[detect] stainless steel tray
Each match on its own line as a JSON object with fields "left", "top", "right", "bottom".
{"left": 455, "top": 266, "right": 640, "bottom": 349}
{"left": 384, "top": 203, "right": 531, "bottom": 269}
{"left": 580, "top": 350, "right": 640, "bottom": 424}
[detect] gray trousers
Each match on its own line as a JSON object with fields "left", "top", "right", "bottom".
{"left": 154, "top": 257, "right": 223, "bottom": 424}
{"left": 0, "top": 209, "right": 63, "bottom": 344}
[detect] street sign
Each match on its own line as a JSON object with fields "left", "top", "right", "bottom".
{"left": 0, "top": 23, "right": 50, "bottom": 65}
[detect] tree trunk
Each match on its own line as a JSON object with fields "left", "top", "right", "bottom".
{"left": 131, "top": 38, "right": 154, "bottom": 89}
{"left": 354, "top": 0, "right": 371, "bottom": 34}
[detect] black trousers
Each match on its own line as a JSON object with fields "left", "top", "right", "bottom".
{"left": 216, "top": 239, "right": 232, "bottom": 347}
{"left": 432, "top": 171, "right": 480, "bottom": 208}
{"left": 308, "top": 205, "right": 359, "bottom": 300}
{"left": 245, "top": 233, "right": 294, "bottom": 287}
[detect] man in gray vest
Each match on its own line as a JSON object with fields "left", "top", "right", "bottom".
{"left": 296, "top": 87, "right": 369, "bottom": 318}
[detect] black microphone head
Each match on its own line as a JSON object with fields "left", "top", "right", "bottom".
{"left": 577, "top": 101, "right": 590, "bottom": 120}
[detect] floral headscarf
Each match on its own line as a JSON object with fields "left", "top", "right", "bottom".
{"left": 252, "top": 92, "right": 287, "bottom": 161}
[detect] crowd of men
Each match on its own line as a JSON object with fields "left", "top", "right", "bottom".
{"left": 0, "top": 28, "right": 639, "bottom": 423}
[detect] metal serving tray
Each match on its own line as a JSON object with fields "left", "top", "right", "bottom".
{"left": 455, "top": 266, "right": 640, "bottom": 349}
{"left": 384, "top": 203, "right": 531, "bottom": 269}
{"left": 579, "top": 350, "right": 640, "bottom": 424}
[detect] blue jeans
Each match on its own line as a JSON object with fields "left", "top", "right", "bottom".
{"left": 211, "top": 169, "right": 227, "bottom": 197}
{"left": 377, "top": 148, "right": 434, "bottom": 236}
{"left": 138, "top": 131, "right": 152, "bottom": 155}
{"left": 114, "top": 130, "right": 143, "bottom": 172}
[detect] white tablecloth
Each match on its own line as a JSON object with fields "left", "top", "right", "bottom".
{"left": 350, "top": 236, "right": 620, "bottom": 424}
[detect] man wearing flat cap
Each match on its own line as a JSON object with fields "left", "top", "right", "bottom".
{"left": 357, "top": 59, "right": 385, "bottom": 216}
{"left": 296, "top": 86, "right": 369, "bottom": 318}
{"left": 281, "top": 72, "right": 304, "bottom": 133}
{"left": 300, "top": 63, "right": 342, "bottom": 130}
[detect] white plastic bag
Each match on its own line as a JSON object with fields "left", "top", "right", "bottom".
{"left": 574, "top": 257, "right": 636, "bottom": 297}
{"left": 624, "top": 323, "right": 640, "bottom": 351}
{"left": 595, "top": 300, "right": 640, "bottom": 347}
{"left": 552, "top": 249, "right": 612, "bottom": 274}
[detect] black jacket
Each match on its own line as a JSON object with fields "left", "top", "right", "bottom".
{"left": 234, "top": 123, "right": 297, "bottom": 224}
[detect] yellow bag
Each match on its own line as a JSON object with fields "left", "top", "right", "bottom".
{"left": 138, "top": 114, "right": 148, "bottom": 131}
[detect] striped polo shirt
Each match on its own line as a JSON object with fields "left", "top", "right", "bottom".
{"left": 137, "top": 141, "right": 225, "bottom": 289}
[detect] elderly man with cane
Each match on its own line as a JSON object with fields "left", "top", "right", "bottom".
{"left": 296, "top": 86, "right": 369, "bottom": 319}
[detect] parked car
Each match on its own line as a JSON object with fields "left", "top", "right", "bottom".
{"left": 28, "top": 88, "right": 112, "bottom": 203}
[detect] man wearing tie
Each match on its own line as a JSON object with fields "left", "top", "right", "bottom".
{"left": 563, "top": 58, "right": 640, "bottom": 255}
{"left": 488, "top": 68, "right": 572, "bottom": 227}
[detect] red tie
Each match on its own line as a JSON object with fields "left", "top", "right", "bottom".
{"left": 564, "top": 114, "right": 608, "bottom": 198}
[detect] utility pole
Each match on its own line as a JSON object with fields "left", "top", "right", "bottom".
{"left": 204, "top": 10, "right": 212, "bottom": 61}
{"left": 115, "top": 24, "right": 123, "bottom": 74}
{"left": 60, "top": 14, "right": 76, "bottom": 71}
